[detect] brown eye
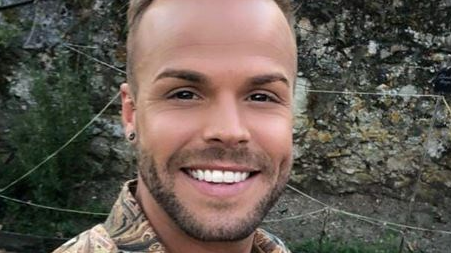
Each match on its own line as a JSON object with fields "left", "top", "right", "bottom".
{"left": 168, "top": 90, "right": 199, "bottom": 100}
{"left": 249, "top": 93, "right": 278, "bottom": 103}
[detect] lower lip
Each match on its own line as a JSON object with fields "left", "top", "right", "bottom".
{"left": 182, "top": 171, "right": 258, "bottom": 198}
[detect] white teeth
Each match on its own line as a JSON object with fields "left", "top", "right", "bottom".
{"left": 234, "top": 172, "right": 241, "bottom": 183}
{"left": 223, "top": 171, "right": 235, "bottom": 183}
{"left": 212, "top": 170, "right": 223, "bottom": 183}
{"left": 204, "top": 170, "right": 212, "bottom": 182}
{"left": 241, "top": 172, "right": 249, "bottom": 181}
{"left": 197, "top": 170, "right": 204, "bottom": 180}
{"left": 188, "top": 169, "right": 251, "bottom": 183}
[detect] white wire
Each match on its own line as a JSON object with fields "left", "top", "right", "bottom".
{"left": 2, "top": 85, "right": 446, "bottom": 194}
{"left": 62, "top": 44, "right": 126, "bottom": 74}
{"left": 285, "top": 184, "right": 451, "bottom": 235}
{"left": 0, "top": 91, "right": 120, "bottom": 193}
{"left": 1, "top": 46, "right": 450, "bottom": 236}
{"left": 306, "top": 89, "right": 442, "bottom": 99}
{"left": 0, "top": 194, "right": 108, "bottom": 216}
{"left": 263, "top": 207, "right": 328, "bottom": 223}
{"left": 286, "top": 184, "right": 329, "bottom": 207}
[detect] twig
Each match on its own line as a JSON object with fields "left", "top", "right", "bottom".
{"left": 319, "top": 208, "right": 331, "bottom": 253}
{"left": 404, "top": 98, "right": 441, "bottom": 226}
{"left": 398, "top": 233, "right": 405, "bottom": 253}
{"left": 442, "top": 96, "right": 451, "bottom": 116}
{"left": 0, "top": 0, "right": 34, "bottom": 11}
{"left": 23, "top": 0, "right": 38, "bottom": 49}
{"left": 293, "top": 2, "right": 302, "bottom": 14}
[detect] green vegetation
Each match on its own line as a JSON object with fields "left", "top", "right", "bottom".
{"left": 0, "top": 22, "right": 19, "bottom": 47}
{"left": 0, "top": 21, "right": 21, "bottom": 96}
{"left": 289, "top": 236, "right": 402, "bottom": 253}
{"left": 0, "top": 49, "right": 107, "bottom": 237}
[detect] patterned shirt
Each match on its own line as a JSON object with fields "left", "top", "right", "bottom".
{"left": 52, "top": 180, "right": 291, "bottom": 253}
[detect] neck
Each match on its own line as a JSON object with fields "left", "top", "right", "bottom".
{"left": 135, "top": 176, "right": 255, "bottom": 253}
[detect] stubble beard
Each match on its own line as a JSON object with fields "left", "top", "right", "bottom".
{"left": 137, "top": 146, "right": 291, "bottom": 242}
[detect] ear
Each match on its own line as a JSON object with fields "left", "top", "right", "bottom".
{"left": 121, "top": 83, "right": 136, "bottom": 140}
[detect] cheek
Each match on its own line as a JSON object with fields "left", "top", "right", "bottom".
{"left": 137, "top": 110, "right": 201, "bottom": 162}
{"left": 248, "top": 114, "right": 293, "bottom": 163}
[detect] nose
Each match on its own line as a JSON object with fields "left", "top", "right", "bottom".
{"left": 202, "top": 99, "right": 250, "bottom": 147}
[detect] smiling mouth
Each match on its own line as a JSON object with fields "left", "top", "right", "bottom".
{"left": 183, "top": 169, "right": 258, "bottom": 184}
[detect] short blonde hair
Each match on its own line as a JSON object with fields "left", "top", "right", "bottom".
{"left": 126, "top": 0, "right": 296, "bottom": 95}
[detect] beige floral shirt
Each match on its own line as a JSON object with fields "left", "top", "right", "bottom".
{"left": 52, "top": 180, "right": 291, "bottom": 253}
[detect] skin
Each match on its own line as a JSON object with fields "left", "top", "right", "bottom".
{"left": 120, "top": 0, "right": 297, "bottom": 252}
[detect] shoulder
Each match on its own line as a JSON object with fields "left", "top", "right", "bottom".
{"left": 52, "top": 224, "right": 118, "bottom": 253}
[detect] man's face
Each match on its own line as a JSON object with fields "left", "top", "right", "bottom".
{"left": 125, "top": 0, "right": 296, "bottom": 241}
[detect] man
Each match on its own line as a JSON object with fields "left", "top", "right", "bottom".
{"left": 54, "top": 0, "right": 297, "bottom": 252}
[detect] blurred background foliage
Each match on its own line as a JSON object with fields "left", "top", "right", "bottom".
{"left": 0, "top": 0, "right": 117, "bottom": 237}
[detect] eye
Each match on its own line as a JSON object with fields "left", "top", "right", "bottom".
{"left": 248, "top": 93, "right": 279, "bottom": 103}
{"left": 167, "top": 90, "right": 200, "bottom": 100}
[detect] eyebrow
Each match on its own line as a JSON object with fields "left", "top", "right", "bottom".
{"left": 154, "top": 69, "right": 208, "bottom": 84}
{"left": 154, "top": 69, "right": 289, "bottom": 87}
{"left": 248, "top": 74, "right": 289, "bottom": 87}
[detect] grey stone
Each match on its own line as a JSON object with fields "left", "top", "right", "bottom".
{"left": 89, "top": 136, "right": 111, "bottom": 159}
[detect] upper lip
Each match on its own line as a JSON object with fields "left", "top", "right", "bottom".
{"left": 183, "top": 163, "right": 258, "bottom": 173}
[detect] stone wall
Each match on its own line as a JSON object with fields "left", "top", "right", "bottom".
{"left": 291, "top": 0, "right": 451, "bottom": 203}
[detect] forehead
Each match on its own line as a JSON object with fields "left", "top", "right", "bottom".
{"left": 131, "top": 0, "right": 296, "bottom": 82}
